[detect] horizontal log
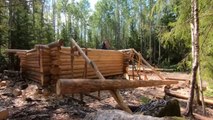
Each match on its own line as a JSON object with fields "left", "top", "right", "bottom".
{"left": 59, "top": 70, "right": 123, "bottom": 77}
{"left": 59, "top": 69, "right": 123, "bottom": 77}
{"left": 35, "top": 44, "right": 49, "bottom": 49}
{"left": 59, "top": 64, "right": 123, "bottom": 71}
{"left": 26, "top": 51, "right": 38, "bottom": 55}
{"left": 59, "top": 54, "right": 123, "bottom": 60}
{"left": 23, "top": 66, "right": 50, "bottom": 73}
{"left": 165, "top": 89, "right": 213, "bottom": 105}
{"left": 5, "top": 49, "right": 28, "bottom": 53}
{"left": 59, "top": 72, "right": 123, "bottom": 79}
{"left": 56, "top": 79, "right": 178, "bottom": 95}
{"left": 47, "top": 39, "right": 63, "bottom": 48}
{"left": 59, "top": 51, "right": 123, "bottom": 57}
{"left": 72, "top": 60, "right": 123, "bottom": 64}
{"left": 50, "top": 46, "right": 60, "bottom": 50}
{"left": 165, "top": 77, "right": 190, "bottom": 81}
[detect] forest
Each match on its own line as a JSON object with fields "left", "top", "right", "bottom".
{"left": 0, "top": 0, "right": 213, "bottom": 119}
{"left": 1, "top": 0, "right": 212, "bottom": 95}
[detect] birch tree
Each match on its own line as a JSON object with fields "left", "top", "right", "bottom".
{"left": 184, "top": 0, "right": 200, "bottom": 116}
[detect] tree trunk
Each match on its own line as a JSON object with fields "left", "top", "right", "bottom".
{"left": 8, "top": 0, "right": 14, "bottom": 70}
{"left": 40, "top": 0, "right": 44, "bottom": 43}
{"left": 195, "top": 81, "right": 201, "bottom": 105}
{"left": 198, "top": 66, "right": 206, "bottom": 115}
{"left": 149, "top": 0, "right": 153, "bottom": 64}
{"left": 57, "top": 79, "right": 178, "bottom": 95}
{"left": 184, "top": 0, "right": 199, "bottom": 116}
{"left": 158, "top": 38, "right": 161, "bottom": 65}
{"left": 52, "top": 0, "right": 56, "bottom": 39}
{"left": 115, "top": 0, "right": 120, "bottom": 49}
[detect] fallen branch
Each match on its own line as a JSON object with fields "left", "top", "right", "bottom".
{"left": 165, "top": 89, "right": 213, "bottom": 105}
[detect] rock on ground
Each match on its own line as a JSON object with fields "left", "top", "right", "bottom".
{"left": 84, "top": 110, "right": 165, "bottom": 120}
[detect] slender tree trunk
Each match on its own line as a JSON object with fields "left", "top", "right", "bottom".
{"left": 115, "top": 0, "right": 120, "bottom": 49}
{"left": 40, "top": 0, "right": 44, "bottom": 43}
{"left": 195, "top": 81, "right": 201, "bottom": 105}
{"left": 149, "top": 0, "right": 153, "bottom": 64}
{"left": 158, "top": 37, "right": 161, "bottom": 65}
{"left": 8, "top": 0, "right": 14, "bottom": 70}
{"left": 198, "top": 66, "right": 206, "bottom": 115}
{"left": 32, "top": 0, "right": 35, "bottom": 41}
{"left": 185, "top": 0, "right": 199, "bottom": 116}
{"left": 52, "top": 0, "right": 56, "bottom": 40}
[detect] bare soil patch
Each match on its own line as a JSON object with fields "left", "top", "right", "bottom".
{"left": 0, "top": 72, "right": 212, "bottom": 119}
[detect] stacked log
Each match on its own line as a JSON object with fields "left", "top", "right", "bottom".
{"left": 50, "top": 46, "right": 61, "bottom": 84}
{"left": 58, "top": 47, "right": 124, "bottom": 79}
{"left": 20, "top": 46, "right": 51, "bottom": 85}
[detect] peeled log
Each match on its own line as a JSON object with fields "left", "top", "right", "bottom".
{"left": 56, "top": 79, "right": 178, "bottom": 95}
{"left": 47, "top": 39, "right": 63, "bottom": 48}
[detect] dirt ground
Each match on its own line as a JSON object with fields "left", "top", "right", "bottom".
{"left": 0, "top": 72, "right": 213, "bottom": 120}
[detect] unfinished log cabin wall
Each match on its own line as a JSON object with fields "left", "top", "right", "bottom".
{"left": 16, "top": 45, "right": 51, "bottom": 85}
{"left": 59, "top": 47, "right": 124, "bottom": 80}
{"left": 13, "top": 40, "right": 127, "bottom": 86}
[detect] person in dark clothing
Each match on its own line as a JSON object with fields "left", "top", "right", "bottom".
{"left": 101, "top": 40, "right": 110, "bottom": 49}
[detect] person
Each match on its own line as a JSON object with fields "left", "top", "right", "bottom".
{"left": 101, "top": 40, "right": 110, "bottom": 49}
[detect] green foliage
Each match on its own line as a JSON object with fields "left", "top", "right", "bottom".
{"left": 140, "top": 96, "right": 151, "bottom": 104}
{"left": 0, "top": 54, "right": 7, "bottom": 72}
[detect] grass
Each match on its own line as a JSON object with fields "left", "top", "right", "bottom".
{"left": 140, "top": 96, "right": 150, "bottom": 104}
{"left": 204, "top": 81, "right": 213, "bottom": 98}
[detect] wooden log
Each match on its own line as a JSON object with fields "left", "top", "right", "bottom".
{"left": 26, "top": 52, "right": 38, "bottom": 56}
{"left": 165, "top": 77, "right": 190, "bottom": 81}
{"left": 59, "top": 72, "right": 123, "bottom": 80}
{"left": 59, "top": 68, "right": 123, "bottom": 75}
{"left": 5, "top": 49, "right": 28, "bottom": 53}
{"left": 47, "top": 39, "right": 63, "bottom": 48}
{"left": 59, "top": 70, "right": 123, "bottom": 78}
{"left": 71, "top": 39, "right": 132, "bottom": 114}
{"left": 59, "top": 64, "right": 123, "bottom": 70}
{"left": 23, "top": 66, "right": 50, "bottom": 73}
{"left": 57, "top": 79, "right": 178, "bottom": 94}
{"left": 35, "top": 44, "right": 49, "bottom": 49}
{"left": 164, "top": 89, "right": 213, "bottom": 105}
